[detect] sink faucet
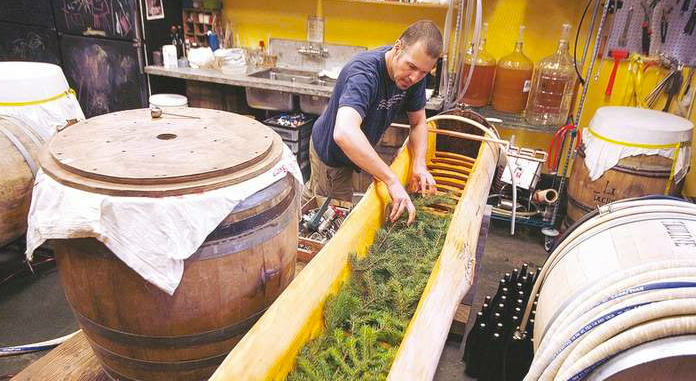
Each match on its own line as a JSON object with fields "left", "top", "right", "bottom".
{"left": 298, "top": 43, "right": 329, "bottom": 58}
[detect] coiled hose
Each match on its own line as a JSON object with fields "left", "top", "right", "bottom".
{"left": 521, "top": 197, "right": 696, "bottom": 380}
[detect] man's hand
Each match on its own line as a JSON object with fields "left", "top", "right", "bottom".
{"left": 386, "top": 178, "right": 416, "bottom": 225}
{"left": 410, "top": 163, "right": 436, "bottom": 196}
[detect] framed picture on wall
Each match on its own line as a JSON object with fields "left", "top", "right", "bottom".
{"left": 145, "top": 0, "right": 165, "bottom": 20}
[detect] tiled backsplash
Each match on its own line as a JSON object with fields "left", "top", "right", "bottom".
{"left": 269, "top": 38, "right": 367, "bottom": 73}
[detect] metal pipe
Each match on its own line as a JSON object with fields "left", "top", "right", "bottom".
{"left": 578, "top": 0, "right": 603, "bottom": 77}
{"left": 575, "top": 0, "right": 612, "bottom": 126}
{"left": 439, "top": 0, "right": 455, "bottom": 99}
{"left": 454, "top": 0, "right": 483, "bottom": 106}
{"left": 445, "top": 0, "right": 469, "bottom": 108}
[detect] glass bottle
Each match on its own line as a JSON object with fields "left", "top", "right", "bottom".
{"left": 477, "top": 327, "right": 504, "bottom": 381}
{"left": 492, "top": 25, "right": 534, "bottom": 113}
{"left": 463, "top": 311, "right": 484, "bottom": 363}
{"left": 459, "top": 23, "right": 496, "bottom": 107}
{"left": 464, "top": 322, "right": 487, "bottom": 377}
{"left": 525, "top": 23, "right": 577, "bottom": 126}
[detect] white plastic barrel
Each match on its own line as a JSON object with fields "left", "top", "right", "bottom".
{"left": 0, "top": 61, "right": 84, "bottom": 140}
{"left": 566, "top": 107, "right": 693, "bottom": 227}
{"left": 149, "top": 93, "right": 188, "bottom": 109}
{"left": 524, "top": 197, "right": 696, "bottom": 381}
{"left": 0, "top": 62, "right": 84, "bottom": 246}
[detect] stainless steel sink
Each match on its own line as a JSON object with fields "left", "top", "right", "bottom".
{"left": 299, "top": 77, "right": 335, "bottom": 115}
{"left": 246, "top": 68, "right": 320, "bottom": 111}
{"left": 249, "top": 68, "right": 317, "bottom": 84}
{"left": 245, "top": 68, "right": 337, "bottom": 113}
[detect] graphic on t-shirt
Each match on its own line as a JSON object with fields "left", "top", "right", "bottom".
{"left": 377, "top": 93, "right": 406, "bottom": 111}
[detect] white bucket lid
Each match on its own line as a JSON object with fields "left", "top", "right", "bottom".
{"left": 0, "top": 62, "right": 70, "bottom": 104}
{"left": 589, "top": 106, "right": 693, "bottom": 146}
{"left": 149, "top": 93, "right": 188, "bottom": 107}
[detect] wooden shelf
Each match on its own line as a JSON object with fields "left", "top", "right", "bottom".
{"left": 182, "top": 8, "right": 221, "bottom": 47}
{"left": 331, "top": 0, "right": 448, "bottom": 9}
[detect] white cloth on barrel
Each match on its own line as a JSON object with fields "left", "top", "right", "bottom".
{"left": 25, "top": 145, "right": 302, "bottom": 295}
{"left": 582, "top": 128, "right": 692, "bottom": 183}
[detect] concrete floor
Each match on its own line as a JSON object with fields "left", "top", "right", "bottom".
{"left": 0, "top": 220, "right": 547, "bottom": 380}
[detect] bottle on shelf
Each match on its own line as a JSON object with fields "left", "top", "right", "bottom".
{"left": 170, "top": 26, "right": 179, "bottom": 58}
{"left": 252, "top": 40, "right": 268, "bottom": 69}
{"left": 525, "top": 23, "right": 578, "bottom": 126}
{"left": 177, "top": 25, "right": 186, "bottom": 56}
{"left": 459, "top": 22, "right": 496, "bottom": 107}
{"left": 492, "top": 25, "right": 534, "bottom": 113}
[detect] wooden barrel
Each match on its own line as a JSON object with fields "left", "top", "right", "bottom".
{"left": 564, "top": 107, "right": 692, "bottom": 229}
{"left": 528, "top": 198, "right": 696, "bottom": 380}
{"left": 565, "top": 146, "right": 676, "bottom": 227}
{"left": 40, "top": 108, "right": 298, "bottom": 381}
{"left": 0, "top": 116, "right": 44, "bottom": 247}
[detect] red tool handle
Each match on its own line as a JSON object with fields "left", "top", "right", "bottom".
{"left": 605, "top": 57, "right": 622, "bottom": 96}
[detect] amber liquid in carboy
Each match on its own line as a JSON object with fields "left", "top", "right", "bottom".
{"left": 525, "top": 23, "right": 577, "bottom": 126}
{"left": 460, "top": 64, "right": 496, "bottom": 107}
{"left": 492, "top": 25, "right": 534, "bottom": 113}
{"left": 492, "top": 67, "right": 533, "bottom": 112}
{"left": 527, "top": 73, "right": 573, "bottom": 117}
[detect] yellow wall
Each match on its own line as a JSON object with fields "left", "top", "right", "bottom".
{"left": 223, "top": 0, "right": 589, "bottom": 59}
{"left": 223, "top": 0, "right": 447, "bottom": 49}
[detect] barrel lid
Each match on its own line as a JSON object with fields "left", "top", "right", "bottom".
{"left": 0, "top": 62, "right": 69, "bottom": 104}
{"left": 149, "top": 93, "right": 188, "bottom": 107}
{"left": 39, "top": 108, "right": 284, "bottom": 197}
{"left": 589, "top": 107, "right": 693, "bottom": 146}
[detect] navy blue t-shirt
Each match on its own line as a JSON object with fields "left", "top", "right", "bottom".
{"left": 311, "top": 46, "right": 426, "bottom": 170}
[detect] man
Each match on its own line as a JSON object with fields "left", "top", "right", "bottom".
{"left": 304, "top": 20, "right": 442, "bottom": 225}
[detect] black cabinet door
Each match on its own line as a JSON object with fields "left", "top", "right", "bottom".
{"left": 0, "top": 0, "right": 55, "bottom": 28}
{"left": 60, "top": 34, "right": 147, "bottom": 118}
{"left": 0, "top": 22, "right": 61, "bottom": 64}
{"left": 52, "top": 0, "right": 140, "bottom": 40}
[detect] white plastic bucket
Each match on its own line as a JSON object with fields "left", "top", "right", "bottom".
{"left": 0, "top": 62, "right": 84, "bottom": 140}
{"left": 0, "top": 62, "right": 70, "bottom": 104}
{"left": 149, "top": 94, "right": 188, "bottom": 108}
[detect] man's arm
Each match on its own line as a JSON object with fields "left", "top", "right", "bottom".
{"left": 333, "top": 106, "right": 415, "bottom": 224}
{"left": 406, "top": 108, "right": 436, "bottom": 195}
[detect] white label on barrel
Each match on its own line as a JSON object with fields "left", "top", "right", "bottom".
{"left": 661, "top": 220, "right": 696, "bottom": 248}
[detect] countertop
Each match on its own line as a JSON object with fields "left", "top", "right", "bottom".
{"left": 145, "top": 65, "right": 445, "bottom": 111}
